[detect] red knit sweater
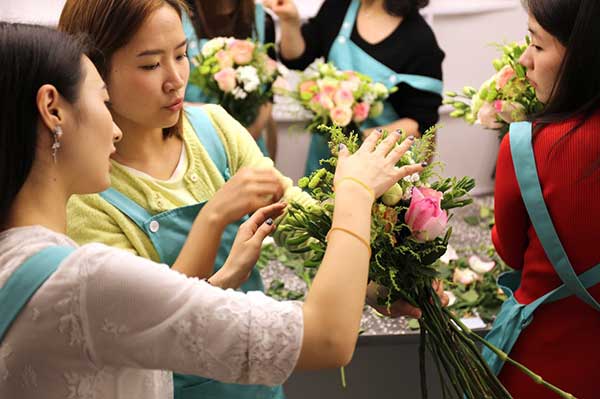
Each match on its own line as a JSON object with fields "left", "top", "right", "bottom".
{"left": 492, "top": 111, "right": 600, "bottom": 398}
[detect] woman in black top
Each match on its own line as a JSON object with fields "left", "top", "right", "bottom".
{"left": 266, "top": 0, "right": 444, "bottom": 173}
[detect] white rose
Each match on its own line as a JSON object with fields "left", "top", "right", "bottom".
{"left": 468, "top": 255, "right": 496, "bottom": 274}
{"left": 201, "top": 37, "right": 226, "bottom": 57}
{"left": 232, "top": 86, "right": 248, "bottom": 99}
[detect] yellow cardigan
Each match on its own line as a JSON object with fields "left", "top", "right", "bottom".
{"left": 67, "top": 104, "right": 312, "bottom": 262}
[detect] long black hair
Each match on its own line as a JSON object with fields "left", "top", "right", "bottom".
{"left": 524, "top": 0, "right": 600, "bottom": 123}
{"left": 0, "top": 23, "right": 87, "bottom": 228}
{"left": 382, "top": 0, "right": 429, "bottom": 17}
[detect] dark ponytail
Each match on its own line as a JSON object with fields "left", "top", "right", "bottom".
{"left": 0, "top": 23, "right": 87, "bottom": 228}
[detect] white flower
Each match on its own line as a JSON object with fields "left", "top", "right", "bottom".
{"left": 468, "top": 255, "right": 496, "bottom": 274}
{"left": 201, "top": 37, "right": 227, "bottom": 57}
{"left": 232, "top": 87, "right": 248, "bottom": 99}
{"left": 372, "top": 82, "right": 389, "bottom": 97}
{"left": 440, "top": 245, "right": 459, "bottom": 264}
{"left": 444, "top": 291, "right": 457, "bottom": 307}
{"left": 361, "top": 92, "right": 377, "bottom": 104}
{"left": 402, "top": 186, "right": 413, "bottom": 201}
{"left": 453, "top": 268, "right": 480, "bottom": 285}
{"left": 403, "top": 173, "right": 421, "bottom": 183}
{"left": 236, "top": 66, "right": 260, "bottom": 93}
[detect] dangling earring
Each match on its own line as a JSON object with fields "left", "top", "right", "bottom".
{"left": 51, "top": 126, "right": 63, "bottom": 163}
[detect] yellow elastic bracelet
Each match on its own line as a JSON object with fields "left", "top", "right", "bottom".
{"left": 334, "top": 177, "right": 375, "bottom": 201}
{"left": 326, "top": 226, "right": 372, "bottom": 258}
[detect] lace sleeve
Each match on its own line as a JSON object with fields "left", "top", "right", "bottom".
{"left": 76, "top": 244, "right": 303, "bottom": 386}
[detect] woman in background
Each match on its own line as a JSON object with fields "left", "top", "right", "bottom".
{"left": 183, "top": 0, "right": 278, "bottom": 159}
{"left": 266, "top": 0, "right": 444, "bottom": 174}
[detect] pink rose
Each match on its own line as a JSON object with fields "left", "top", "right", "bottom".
{"left": 317, "top": 93, "right": 334, "bottom": 110}
{"left": 333, "top": 88, "right": 354, "bottom": 107}
{"left": 214, "top": 67, "right": 236, "bottom": 93}
{"left": 317, "top": 79, "right": 339, "bottom": 98}
{"left": 299, "top": 80, "right": 318, "bottom": 100}
{"left": 330, "top": 106, "right": 353, "bottom": 127}
{"left": 404, "top": 187, "right": 448, "bottom": 242}
{"left": 496, "top": 65, "right": 516, "bottom": 90}
{"left": 227, "top": 39, "right": 255, "bottom": 65}
{"left": 266, "top": 57, "right": 278, "bottom": 76}
{"left": 352, "top": 102, "right": 370, "bottom": 123}
{"left": 477, "top": 101, "right": 503, "bottom": 129}
{"left": 215, "top": 50, "right": 233, "bottom": 69}
{"left": 494, "top": 100, "right": 526, "bottom": 123}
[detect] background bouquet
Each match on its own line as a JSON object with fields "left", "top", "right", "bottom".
{"left": 274, "top": 126, "right": 574, "bottom": 398}
{"left": 189, "top": 37, "right": 280, "bottom": 126}
{"left": 279, "top": 58, "right": 394, "bottom": 133}
{"left": 445, "top": 40, "right": 543, "bottom": 138}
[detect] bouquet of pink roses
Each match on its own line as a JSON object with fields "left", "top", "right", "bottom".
{"left": 275, "top": 125, "right": 575, "bottom": 399}
{"left": 189, "top": 37, "right": 280, "bottom": 126}
{"left": 279, "top": 58, "right": 393, "bottom": 133}
{"left": 445, "top": 40, "right": 543, "bottom": 138}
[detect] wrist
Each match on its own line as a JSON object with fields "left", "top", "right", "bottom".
{"left": 200, "top": 202, "right": 228, "bottom": 230}
{"left": 280, "top": 16, "right": 301, "bottom": 28}
{"left": 335, "top": 178, "right": 375, "bottom": 205}
{"left": 208, "top": 266, "right": 238, "bottom": 289}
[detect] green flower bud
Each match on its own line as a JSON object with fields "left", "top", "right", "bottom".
{"left": 381, "top": 183, "right": 403, "bottom": 206}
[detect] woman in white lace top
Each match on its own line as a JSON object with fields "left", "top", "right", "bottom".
{"left": 0, "top": 22, "right": 424, "bottom": 399}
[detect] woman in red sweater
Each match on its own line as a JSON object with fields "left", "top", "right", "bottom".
{"left": 486, "top": 0, "right": 600, "bottom": 397}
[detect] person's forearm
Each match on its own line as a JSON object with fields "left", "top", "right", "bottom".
{"left": 172, "top": 205, "right": 226, "bottom": 278}
{"left": 279, "top": 20, "right": 306, "bottom": 61}
{"left": 265, "top": 116, "right": 278, "bottom": 161}
{"left": 298, "top": 183, "right": 373, "bottom": 369}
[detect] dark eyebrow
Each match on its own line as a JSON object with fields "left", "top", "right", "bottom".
{"left": 136, "top": 39, "right": 188, "bottom": 57}
{"left": 528, "top": 27, "right": 538, "bottom": 38}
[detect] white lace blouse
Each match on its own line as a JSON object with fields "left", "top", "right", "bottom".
{"left": 0, "top": 226, "right": 303, "bottom": 399}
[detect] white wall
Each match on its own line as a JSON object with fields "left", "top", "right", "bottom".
{"left": 1, "top": 0, "right": 65, "bottom": 26}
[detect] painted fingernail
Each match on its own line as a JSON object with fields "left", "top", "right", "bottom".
{"left": 265, "top": 218, "right": 273, "bottom": 226}
{"left": 338, "top": 143, "right": 346, "bottom": 151}
{"left": 394, "top": 129, "right": 402, "bottom": 136}
{"left": 408, "top": 136, "right": 415, "bottom": 141}
{"left": 421, "top": 162, "right": 428, "bottom": 167}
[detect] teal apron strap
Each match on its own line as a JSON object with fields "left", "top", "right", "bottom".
{"left": 185, "top": 106, "right": 231, "bottom": 180}
{"left": 0, "top": 246, "right": 75, "bottom": 342}
{"left": 254, "top": 3, "right": 266, "bottom": 44}
{"left": 99, "top": 188, "right": 154, "bottom": 231}
{"left": 510, "top": 121, "right": 600, "bottom": 311}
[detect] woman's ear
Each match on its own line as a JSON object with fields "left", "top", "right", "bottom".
{"left": 36, "top": 84, "right": 65, "bottom": 132}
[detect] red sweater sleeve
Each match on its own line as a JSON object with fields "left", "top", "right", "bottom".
{"left": 491, "top": 133, "right": 530, "bottom": 270}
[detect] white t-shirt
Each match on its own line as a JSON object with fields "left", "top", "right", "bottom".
{"left": 0, "top": 226, "right": 303, "bottom": 399}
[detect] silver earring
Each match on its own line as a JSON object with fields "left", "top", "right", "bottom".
{"left": 52, "top": 126, "right": 63, "bottom": 163}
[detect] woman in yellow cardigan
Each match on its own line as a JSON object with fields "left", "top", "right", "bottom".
{"left": 59, "top": 1, "right": 326, "bottom": 398}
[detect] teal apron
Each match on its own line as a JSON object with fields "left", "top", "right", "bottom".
{"left": 304, "top": 0, "right": 444, "bottom": 175}
{"left": 482, "top": 121, "right": 600, "bottom": 375}
{"left": 99, "top": 106, "right": 283, "bottom": 399}
{"left": 0, "top": 246, "right": 75, "bottom": 342}
{"left": 183, "top": 4, "right": 270, "bottom": 157}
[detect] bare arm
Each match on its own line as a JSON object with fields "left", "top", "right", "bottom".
{"left": 264, "top": 0, "right": 306, "bottom": 60}
{"left": 296, "top": 132, "right": 424, "bottom": 369}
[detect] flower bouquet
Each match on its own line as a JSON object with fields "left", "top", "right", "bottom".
{"left": 445, "top": 40, "right": 543, "bottom": 139}
{"left": 278, "top": 58, "right": 393, "bottom": 134}
{"left": 274, "top": 125, "right": 576, "bottom": 399}
{"left": 189, "top": 37, "right": 280, "bottom": 126}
